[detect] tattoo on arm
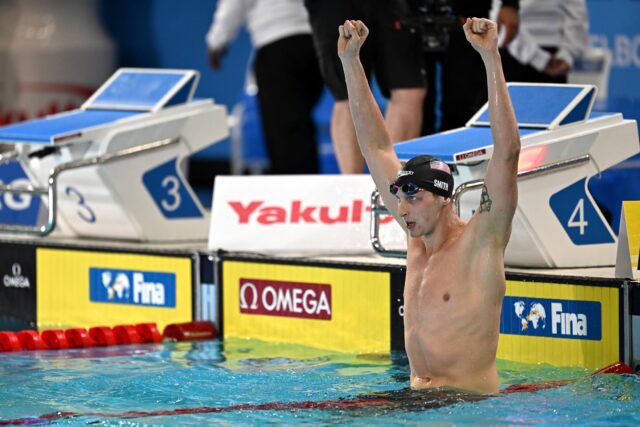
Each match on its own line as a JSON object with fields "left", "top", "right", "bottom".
{"left": 479, "top": 185, "right": 492, "bottom": 213}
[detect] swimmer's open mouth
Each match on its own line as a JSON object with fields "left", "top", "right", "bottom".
{"left": 406, "top": 221, "right": 416, "bottom": 229}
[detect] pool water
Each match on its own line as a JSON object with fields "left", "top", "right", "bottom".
{"left": 0, "top": 338, "right": 638, "bottom": 426}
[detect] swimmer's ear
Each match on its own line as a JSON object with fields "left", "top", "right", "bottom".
{"left": 441, "top": 196, "right": 452, "bottom": 207}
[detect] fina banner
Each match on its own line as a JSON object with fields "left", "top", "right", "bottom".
{"left": 498, "top": 279, "right": 619, "bottom": 370}
{"left": 36, "top": 248, "right": 193, "bottom": 331}
{"left": 209, "top": 175, "right": 406, "bottom": 254}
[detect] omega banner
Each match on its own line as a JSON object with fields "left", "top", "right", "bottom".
{"left": 223, "top": 260, "right": 392, "bottom": 353}
{"left": 209, "top": 175, "right": 405, "bottom": 254}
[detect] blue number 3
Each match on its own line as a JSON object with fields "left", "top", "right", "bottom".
{"left": 65, "top": 186, "right": 96, "bottom": 223}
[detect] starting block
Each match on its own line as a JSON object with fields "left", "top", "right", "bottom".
{"left": 382, "top": 83, "right": 640, "bottom": 268}
{"left": 0, "top": 68, "right": 228, "bottom": 241}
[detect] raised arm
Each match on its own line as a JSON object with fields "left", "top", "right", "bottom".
{"left": 463, "top": 18, "right": 521, "bottom": 246}
{"left": 338, "top": 20, "right": 404, "bottom": 224}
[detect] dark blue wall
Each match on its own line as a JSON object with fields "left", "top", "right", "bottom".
{"left": 100, "top": 0, "right": 252, "bottom": 159}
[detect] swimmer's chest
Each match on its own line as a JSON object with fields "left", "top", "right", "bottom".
{"left": 404, "top": 244, "right": 477, "bottom": 320}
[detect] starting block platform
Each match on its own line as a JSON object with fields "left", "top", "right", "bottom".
{"left": 391, "top": 83, "right": 640, "bottom": 268}
{"left": 0, "top": 68, "right": 228, "bottom": 241}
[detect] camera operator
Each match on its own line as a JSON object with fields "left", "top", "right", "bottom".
{"left": 419, "top": 0, "right": 519, "bottom": 134}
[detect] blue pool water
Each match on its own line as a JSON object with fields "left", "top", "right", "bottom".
{"left": 0, "top": 338, "right": 638, "bottom": 426}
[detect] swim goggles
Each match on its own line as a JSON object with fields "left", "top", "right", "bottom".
{"left": 389, "top": 182, "right": 425, "bottom": 196}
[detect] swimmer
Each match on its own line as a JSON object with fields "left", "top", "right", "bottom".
{"left": 338, "top": 18, "right": 520, "bottom": 394}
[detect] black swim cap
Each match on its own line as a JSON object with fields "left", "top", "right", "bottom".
{"left": 391, "top": 155, "right": 454, "bottom": 198}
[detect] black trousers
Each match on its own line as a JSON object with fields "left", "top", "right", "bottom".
{"left": 254, "top": 34, "right": 324, "bottom": 174}
{"left": 422, "top": 25, "right": 488, "bottom": 134}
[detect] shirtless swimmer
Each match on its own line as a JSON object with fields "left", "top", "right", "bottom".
{"left": 338, "top": 18, "right": 520, "bottom": 394}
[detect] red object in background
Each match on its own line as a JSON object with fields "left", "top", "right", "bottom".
{"left": 113, "top": 325, "right": 143, "bottom": 345}
{"left": 89, "top": 326, "right": 117, "bottom": 346}
{"left": 136, "top": 323, "right": 162, "bottom": 343}
{"left": 17, "top": 330, "right": 47, "bottom": 350}
{"left": 40, "top": 329, "right": 69, "bottom": 350}
{"left": 163, "top": 321, "right": 217, "bottom": 342}
{"left": 1, "top": 322, "right": 218, "bottom": 352}
{"left": 65, "top": 328, "right": 95, "bottom": 348}
{"left": 0, "top": 332, "right": 22, "bottom": 351}
{"left": 592, "top": 361, "right": 634, "bottom": 375}
{"left": 501, "top": 361, "right": 635, "bottom": 394}
{"left": 41, "top": 330, "right": 70, "bottom": 349}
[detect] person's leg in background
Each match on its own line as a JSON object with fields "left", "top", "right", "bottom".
{"left": 385, "top": 88, "right": 426, "bottom": 143}
{"left": 305, "top": 0, "right": 366, "bottom": 173}
{"left": 305, "top": 0, "right": 425, "bottom": 173}
{"left": 330, "top": 100, "right": 364, "bottom": 173}
{"left": 374, "top": 0, "right": 426, "bottom": 144}
{"left": 254, "top": 34, "right": 324, "bottom": 174}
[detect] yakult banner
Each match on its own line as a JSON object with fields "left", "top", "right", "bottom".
{"left": 209, "top": 175, "right": 406, "bottom": 254}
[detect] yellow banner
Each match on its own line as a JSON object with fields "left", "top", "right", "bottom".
{"left": 622, "top": 201, "right": 640, "bottom": 279}
{"left": 37, "top": 248, "right": 192, "bottom": 331}
{"left": 498, "top": 279, "right": 619, "bottom": 369}
{"left": 223, "top": 261, "right": 390, "bottom": 354}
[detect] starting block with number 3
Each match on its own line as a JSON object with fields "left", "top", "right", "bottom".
{"left": 0, "top": 68, "right": 228, "bottom": 241}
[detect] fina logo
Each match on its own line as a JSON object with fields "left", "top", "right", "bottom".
{"left": 502, "top": 296, "right": 601, "bottom": 340}
{"left": 102, "top": 271, "right": 130, "bottom": 300}
{"left": 90, "top": 268, "right": 176, "bottom": 308}
{"left": 514, "top": 301, "right": 546, "bottom": 331}
{"left": 3, "top": 263, "right": 30, "bottom": 289}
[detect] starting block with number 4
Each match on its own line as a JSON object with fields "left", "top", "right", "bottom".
{"left": 386, "top": 83, "right": 640, "bottom": 268}
{"left": 0, "top": 68, "right": 228, "bottom": 241}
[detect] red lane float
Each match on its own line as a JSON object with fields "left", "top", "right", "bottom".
{"left": 113, "top": 325, "right": 143, "bottom": 345}
{"left": 136, "top": 323, "right": 163, "bottom": 343}
{"left": 501, "top": 361, "right": 634, "bottom": 394}
{"left": 41, "top": 330, "right": 70, "bottom": 349}
{"left": 89, "top": 326, "right": 117, "bottom": 346}
{"left": 0, "top": 322, "right": 219, "bottom": 352}
{"left": 163, "top": 321, "right": 217, "bottom": 342}
{"left": 65, "top": 328, "right": 95, "bottom": 348}
{"left": 592, "top": 361, "right": 634, "bottom": 375}
{"left": 0, "top": 331, "right": 22, "bottom": 351}
{"left": 17, "top": 330, "right": 47, "bottom": 350}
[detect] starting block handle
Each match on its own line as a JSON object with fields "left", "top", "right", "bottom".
{"left": 0, "top": 137, "right": 179, "bottom": 236}
{"left": 453, "top": 154, "right": 592, "bottom": 216}
{"left": 370, "top": 154, "right": 592, "bottom": 259}
{"left": 370, "top": 190, "right": 407, "bottom": 258}
{"left": 0, "top": 150, "right": 19, "bottom": 165}
{"left": 0, "top": 184, "right": 48, "bottom": 234}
